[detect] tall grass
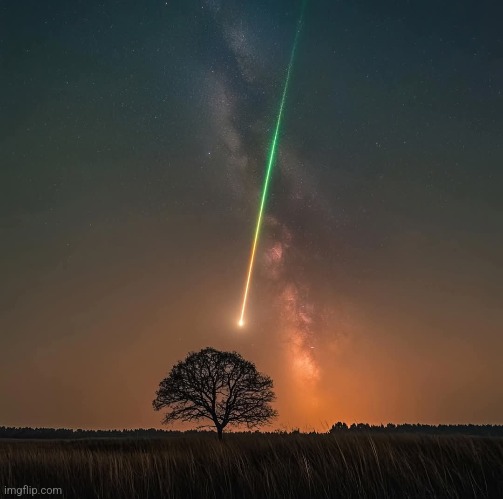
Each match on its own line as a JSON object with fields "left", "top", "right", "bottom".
{"left": 1, "top": 433, "right": 502, "bottom": 498}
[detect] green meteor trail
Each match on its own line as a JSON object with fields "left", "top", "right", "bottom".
{"left": 239, "top": 1, "right": 307, "bottom": 327}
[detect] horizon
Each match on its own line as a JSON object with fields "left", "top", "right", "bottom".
{"left": 4, "top": 422, "right": 503, "bottom": 433}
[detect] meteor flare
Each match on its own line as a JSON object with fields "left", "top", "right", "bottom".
{"left": 238, "top": 1, "right": 307, "bottom": 327}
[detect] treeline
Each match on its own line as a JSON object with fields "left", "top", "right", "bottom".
{"left": 329, "top": 422, "right": 503, "bottom": 437}
{"left": 0, "top": 427, "right": 192, "bottom": 439}
{"left": 1, "top": 424, "right": 502, "bottom": 439}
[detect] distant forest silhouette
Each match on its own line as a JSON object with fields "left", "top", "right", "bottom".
{"left": 1, "top": 423, "right": 503, "bottom": 439}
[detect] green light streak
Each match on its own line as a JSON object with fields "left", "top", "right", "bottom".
{"left": 239, "top": 2, "right": 307, "bottom": 326}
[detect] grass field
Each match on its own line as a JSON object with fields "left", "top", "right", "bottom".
{"left": 1, "top": 433, "right": 502, "bottom": 498}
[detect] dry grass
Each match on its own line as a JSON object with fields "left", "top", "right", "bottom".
{"left": 1, "top": 433, "right": 502, "bottom": 498}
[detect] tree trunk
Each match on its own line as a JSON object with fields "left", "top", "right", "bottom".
{"left": 217, "top": 426, "right": 223, "bottom": 441}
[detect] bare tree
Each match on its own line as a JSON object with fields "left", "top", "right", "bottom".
{"left": 153, "top": 347, "right": 277, "bottom": 439}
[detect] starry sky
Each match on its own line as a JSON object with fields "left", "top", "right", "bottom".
{"left": 1, "top": 0, "right": 502, "bottom": 430}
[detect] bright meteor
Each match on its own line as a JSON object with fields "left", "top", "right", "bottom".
{"left": 238, "top": 1, "right": 307, "bottom": 328}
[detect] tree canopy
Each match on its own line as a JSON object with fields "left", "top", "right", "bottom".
{"left": 153, "top": 347, "right": 277, "bottom": 439}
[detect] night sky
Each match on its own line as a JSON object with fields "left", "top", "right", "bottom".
{"left": 1, "top": 0, "right": 502, "bottom": 430}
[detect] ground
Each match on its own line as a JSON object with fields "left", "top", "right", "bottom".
{"left": 1, "top": 433, "right": 502, "bottom": 498}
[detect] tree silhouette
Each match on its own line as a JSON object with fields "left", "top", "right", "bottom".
{"left": 153, "top": 347, "right": 277, "bottom": 439}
